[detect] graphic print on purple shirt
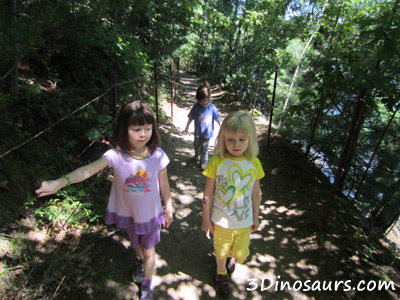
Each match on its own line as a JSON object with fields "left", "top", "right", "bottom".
{"left": 123, "top": 170, "right": 151, "bottom": 194}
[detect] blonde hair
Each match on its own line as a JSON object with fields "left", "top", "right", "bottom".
{"left": 214, "top": 111, "right": 259, "bottom": 160}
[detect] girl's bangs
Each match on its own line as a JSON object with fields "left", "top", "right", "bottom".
{"left": 225, "top": 123, "right": 249, "bottom": 136}
{"left": 130, "top": 110, "right": 155, "bottom": 126}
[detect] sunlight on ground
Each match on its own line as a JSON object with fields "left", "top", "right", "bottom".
{"left": 169, "top": 131, "right": 192, "bottom": 142}
{"left": 236, "top": 201, "right": 323, "bottom": 300}
{"left": 154, "top": 255, "right": 216, "bottom": 299}
{"left": 261, "top": 201, "right": 305, "bottom": 219}
{"left": 174, "top": 146, "right": 193, "bottom": 155}
{"left": 296, "top": 235, "right": 319, "bottom": 252}
{"left": 176, "top": 194, "right": 195, "bottom": 205}
{"left": 295, "top": 259, "right": 319, "bottom": 275}
{"left": 104, "top": 280, "right": 139, "bottom": 299}
{"left": 166, "top": 277, "right": 216, "bottom": 299}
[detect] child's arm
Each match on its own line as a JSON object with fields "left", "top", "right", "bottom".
{"left": 184, "top": 118, "right": 193, "bottom": 134}
{"left": 251, "top": 180, "right": 262, "bottom": 232}
{"left": 202, "top": 176, "right": 215, "bottom": 239}
{"left": 36, "top": 157, "right": 108, "bottom": 197}
{"left": 159, "top": 168, "right": 173, "bottom": 228}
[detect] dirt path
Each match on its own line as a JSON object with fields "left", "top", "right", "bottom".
{"left": 154, "top": 72, "right": 274, "bottom": 299}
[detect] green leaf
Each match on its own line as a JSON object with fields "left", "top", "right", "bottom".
{"left": 85, "top": 127, "right": 101, "bottom": 141}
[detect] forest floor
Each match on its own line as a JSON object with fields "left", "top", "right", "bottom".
{"left": 1, "top": 71, "right": 400, "bottom": 300}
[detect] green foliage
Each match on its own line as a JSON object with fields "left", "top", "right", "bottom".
{"left": 0, "top": 0, "right": 193, "bottom": 220}
{"left": 353, "top": 230, "right": 377, "bottom": 262}
{"left": 32, "top": 186, "right": 103, "bottom": 228}
{"left": 84, "top": 108, "right": 113, "bottom": 142}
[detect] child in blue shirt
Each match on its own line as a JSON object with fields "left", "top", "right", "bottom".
{"left": 185, "top": 84, "right": 222, "bottom": 170}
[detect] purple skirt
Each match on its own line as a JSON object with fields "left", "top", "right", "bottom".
{"left": 104, "top": 210, "right": 164, "bottom": 235}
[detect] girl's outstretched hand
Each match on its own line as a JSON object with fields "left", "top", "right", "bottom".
{"left": 202, "top": 218, "right": 213, "bottom": 239}
{"left": 36, "top": 179, "right": 64, "bottom": 197}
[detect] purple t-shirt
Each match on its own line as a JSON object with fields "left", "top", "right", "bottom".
{"left": 103, "top": 147, "right": 170, "bottom": 234}
{"left": 188, "top": 103, "right": 220, "bottom": 139}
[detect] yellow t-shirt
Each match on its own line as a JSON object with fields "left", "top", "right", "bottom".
{"left": 203, "top": 154, "right": 265, "bottom": 229}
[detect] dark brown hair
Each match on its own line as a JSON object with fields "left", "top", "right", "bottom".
{"left": 111, "top": 101, "right": 161, "bottom": 153}
{"left": 196, "top": 85, "right": 210, "bottom": 101}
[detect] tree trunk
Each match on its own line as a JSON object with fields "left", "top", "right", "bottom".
{"left": 321, "top": 88, "right": 367, "bottom": 229}
{"left": 154, "top": 61, "right": 159, "bottom": 125}
{"left": 110, "top": 71, "right": 117, "bottom": 121}
{"left": 353, "top": 103, "right": 400, "bottom": 202}
{"left": 252, "top": 67, "right": 262, "bottom": 111}
{"left": 8, "top": 0, "right": 18, "bottom": 101}
{"left": 306, "top": 90, "right": 327, "bottom": 158}
{"left": 337, "top": 103, "right": 367, "bottom": 192}
{"left": 170, "top": 59, "right": 174, "bottom": 117}
{"left": 267, "top": 64, "right": 279, "bottom": 148}
{"left": 110, "top": 5, "right": 118, "bottom": 120}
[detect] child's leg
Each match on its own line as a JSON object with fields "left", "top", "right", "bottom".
{"left": 193, "top": 137, "right": 201, "bottom": 160}
{"left": 216, "top": 257, "right": 227, "bottom": 274}
{"left": 136, "top": 247, "right": 156, "bottom": 300}
{"left": 200, "top": 138, "right": 210, "bottom": 169}
{"left": 135, "top": 245, "right": 145, "bottom": 261}
{"left": 142, "top": 246, "right": 156, "bottom": 280}
{"left": 213, "top": 225, "right": 232, "bottom": 299}
{"left": 230, "top": 226, "right": 251, "bottom": 264}
{"left": 127, "top": 225, "right": 160, "bottom": 287}
{"left": 213, "top": 225, "right": 233, "bottom": 274}
{"left": 135, "top": 226, "right": 160, "bottom": 281}
{"left": 132, "top": 244, "right": 145, "bottom": 283}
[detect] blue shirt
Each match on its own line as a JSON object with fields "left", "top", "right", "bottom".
{"left": 188, "top": 103, "right": 220, "bottom": 139}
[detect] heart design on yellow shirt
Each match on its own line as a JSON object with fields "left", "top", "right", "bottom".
{"left": 228, "top": 164, "right": 256, "bottom": 196}
{"left": 216, "top": 184, "right": 236, "bottom": 209}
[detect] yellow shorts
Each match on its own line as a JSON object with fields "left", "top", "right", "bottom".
{"left": 213, "top": 224, "right": 251, "bottom": 264}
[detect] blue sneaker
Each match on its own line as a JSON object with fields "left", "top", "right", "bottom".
{"left": 132, "top": 260, "right": 144, "bottom": 283}
{"left": 140, "top": 287, "right": 154, "bottom": 300}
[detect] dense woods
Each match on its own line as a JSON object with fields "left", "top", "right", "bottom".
{"left": 2, "top": 0, "right": 398, "bottom": 235}
{"left": 1, "top": 0, "right": 400, "bottom": 297}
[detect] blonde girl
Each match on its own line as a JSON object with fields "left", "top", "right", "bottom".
{"left": 201, "top": 111, "right": 265, "bottom": 299}
{"left": 36, "top": 101, "right": 173, "bottom": 300}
